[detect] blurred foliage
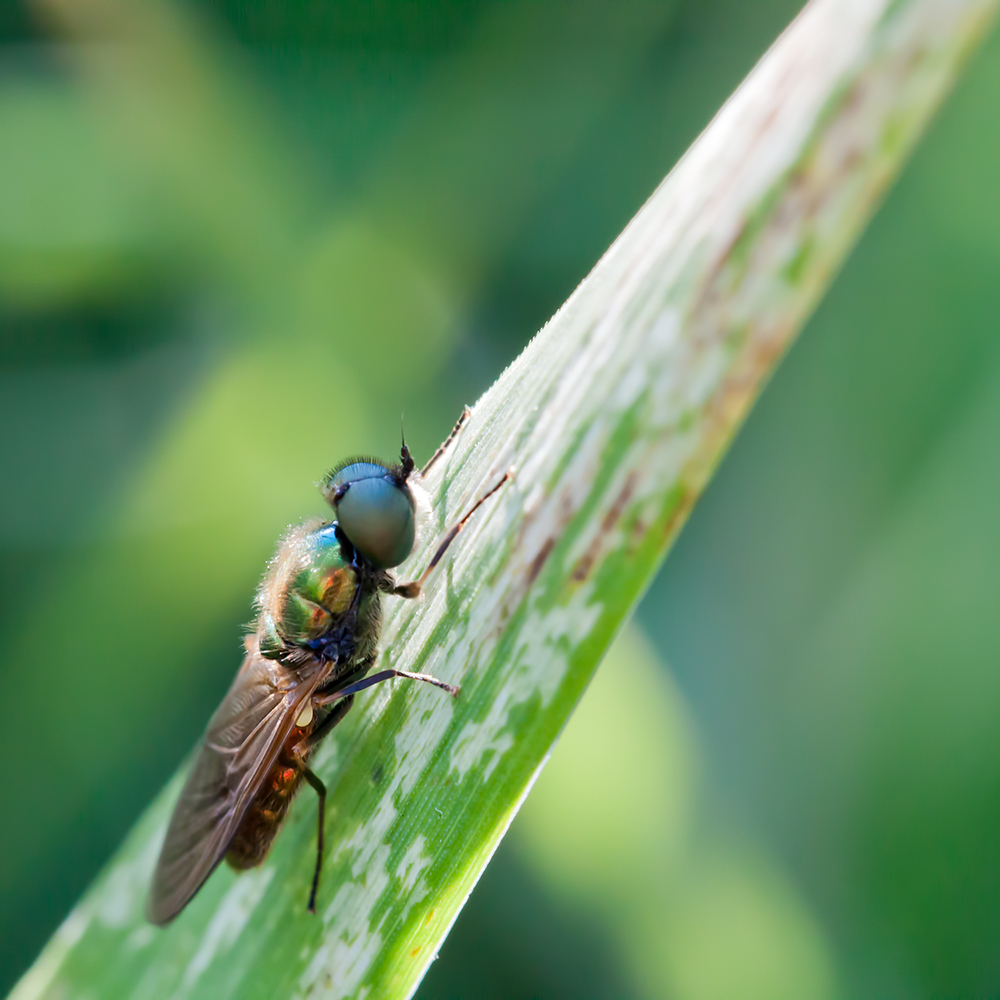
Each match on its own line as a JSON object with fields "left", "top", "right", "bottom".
{"left": 457, "top": 624, "right": 836, "bottom": 1000}
{"left": 0, "top": 0, "right": 998, "bottom": 997}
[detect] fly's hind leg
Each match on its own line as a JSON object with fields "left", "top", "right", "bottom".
{"left": 298, "top": 765, "right": 326, "bottom": 914}
{"left": 420, "top": 405, "right": 472, "bottom": 477}
{"left": 291, "top": 659, "right": 458, "bottom": 914}
{"left": 290, "top": 693, "right": 355, "bottom": 914}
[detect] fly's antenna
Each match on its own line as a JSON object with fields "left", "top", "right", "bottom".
{"left": 399, "top": 415, "right": 415, "bottom": 481}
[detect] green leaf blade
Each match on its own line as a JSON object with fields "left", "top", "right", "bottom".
{"left": 11, "top": 1, "right": 998, "bottom": 998}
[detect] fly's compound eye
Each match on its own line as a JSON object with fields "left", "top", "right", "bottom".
{"left": 323, "top": 462, "right": 416, "bottom": 569}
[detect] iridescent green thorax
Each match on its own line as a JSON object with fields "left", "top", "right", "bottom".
{"left": 257, "top": 521, "right": 384, "bottom": 665}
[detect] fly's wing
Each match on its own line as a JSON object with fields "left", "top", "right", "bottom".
{"left": 146, "top": 642, "right": 324, "bottom": 925}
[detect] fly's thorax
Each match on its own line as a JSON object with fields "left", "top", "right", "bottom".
{"left": 295, "top": 525, "right": 356, "bottom": 613}
{"left": 275, "top": 525, "right": 354, "bottom": 646}
{"left": 258, "top": 611, "right": 284, "bottom": 659}
{"left": 255, "top": 518, "right": 328, "bottom": 625}
{"left": 255, "top": 519, "right": 385, "bottom": 659}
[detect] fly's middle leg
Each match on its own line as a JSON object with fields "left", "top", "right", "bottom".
{"left": 314, "top": 668, "right": 459, "bottom": 703}
{"left": 297, "top": 693, "right": 356, "bottom": 755}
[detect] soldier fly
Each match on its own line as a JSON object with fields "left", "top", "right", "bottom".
{"left": 147, "top": 411, "right": 507, "bottom": 925}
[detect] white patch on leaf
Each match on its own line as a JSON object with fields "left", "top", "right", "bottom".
{"left": 179, "top": 867, "right": 273, "bottom": 991}
{"left": 450, "top": 594, "right": 602, "bottom": 782}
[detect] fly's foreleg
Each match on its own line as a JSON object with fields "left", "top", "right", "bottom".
{"left": 420, "top": 405, "right": 471, "bottom": 477}
{"left": 391, "top": 469, "right": 511, "bottom": 599}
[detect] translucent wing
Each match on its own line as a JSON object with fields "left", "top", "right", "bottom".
{"left": 146, "top": 640, "right": 326, "bottom": 925}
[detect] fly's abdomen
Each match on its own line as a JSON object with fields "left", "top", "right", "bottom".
{"left": 226, "top": 717, "right": 313, "bottom": 870}
{"left": 225, "top": 764, "right": 302, "bottom": 870}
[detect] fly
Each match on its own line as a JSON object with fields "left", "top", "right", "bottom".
{"left": 146, "top": 410, "right": 507, "bottom": 925}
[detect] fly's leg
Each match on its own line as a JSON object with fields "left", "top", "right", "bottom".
{"left": 314, "top": 668, "right": 460, "bottom": 704}
{"left": 297, "top": 692, "right": 356, "bottom": 755}
{"left": 391, "top": 470, "right": 510, "bottom": 599}
{"left": 289, "top": 694, "right": 355, "bottom": 915}
{"left": 299, "top": 765, "right": 326, "bottom": 914}
{"left": 421, "top": 406, "right": 472, "bottom": 477}
{"left": 290, "top": 661, "right": 456, "bottom": 914}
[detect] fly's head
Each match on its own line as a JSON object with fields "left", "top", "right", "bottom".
{"left": 321, "top": 440, "right": 426, "bottom": 569}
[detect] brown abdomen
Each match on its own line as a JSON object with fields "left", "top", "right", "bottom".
{"left": 225, "top": 722, "right": 310, "bottom": 870}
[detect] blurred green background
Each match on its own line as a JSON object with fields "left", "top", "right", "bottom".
{"left": 1, "top": 0, "right": 999, "bottom": 996}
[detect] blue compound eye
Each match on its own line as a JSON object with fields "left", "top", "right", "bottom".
{"left": 322, "top": 462, "right": 415, "bottom": 568}
{"left": 337, "top": 477, "right": 415, "bottom": 568}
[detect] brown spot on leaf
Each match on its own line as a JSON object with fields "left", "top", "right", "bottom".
{"left": 570, "top": 473, "right": 639, "bottom": 581}
{"left": 571, "top": 547, "right": 598, "bottom": 582}
{"left": 601, "top": 472, "right": 637, "bottom": 533}
{"left": 527, "top": 538, "right": 556, "bottom": 586}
